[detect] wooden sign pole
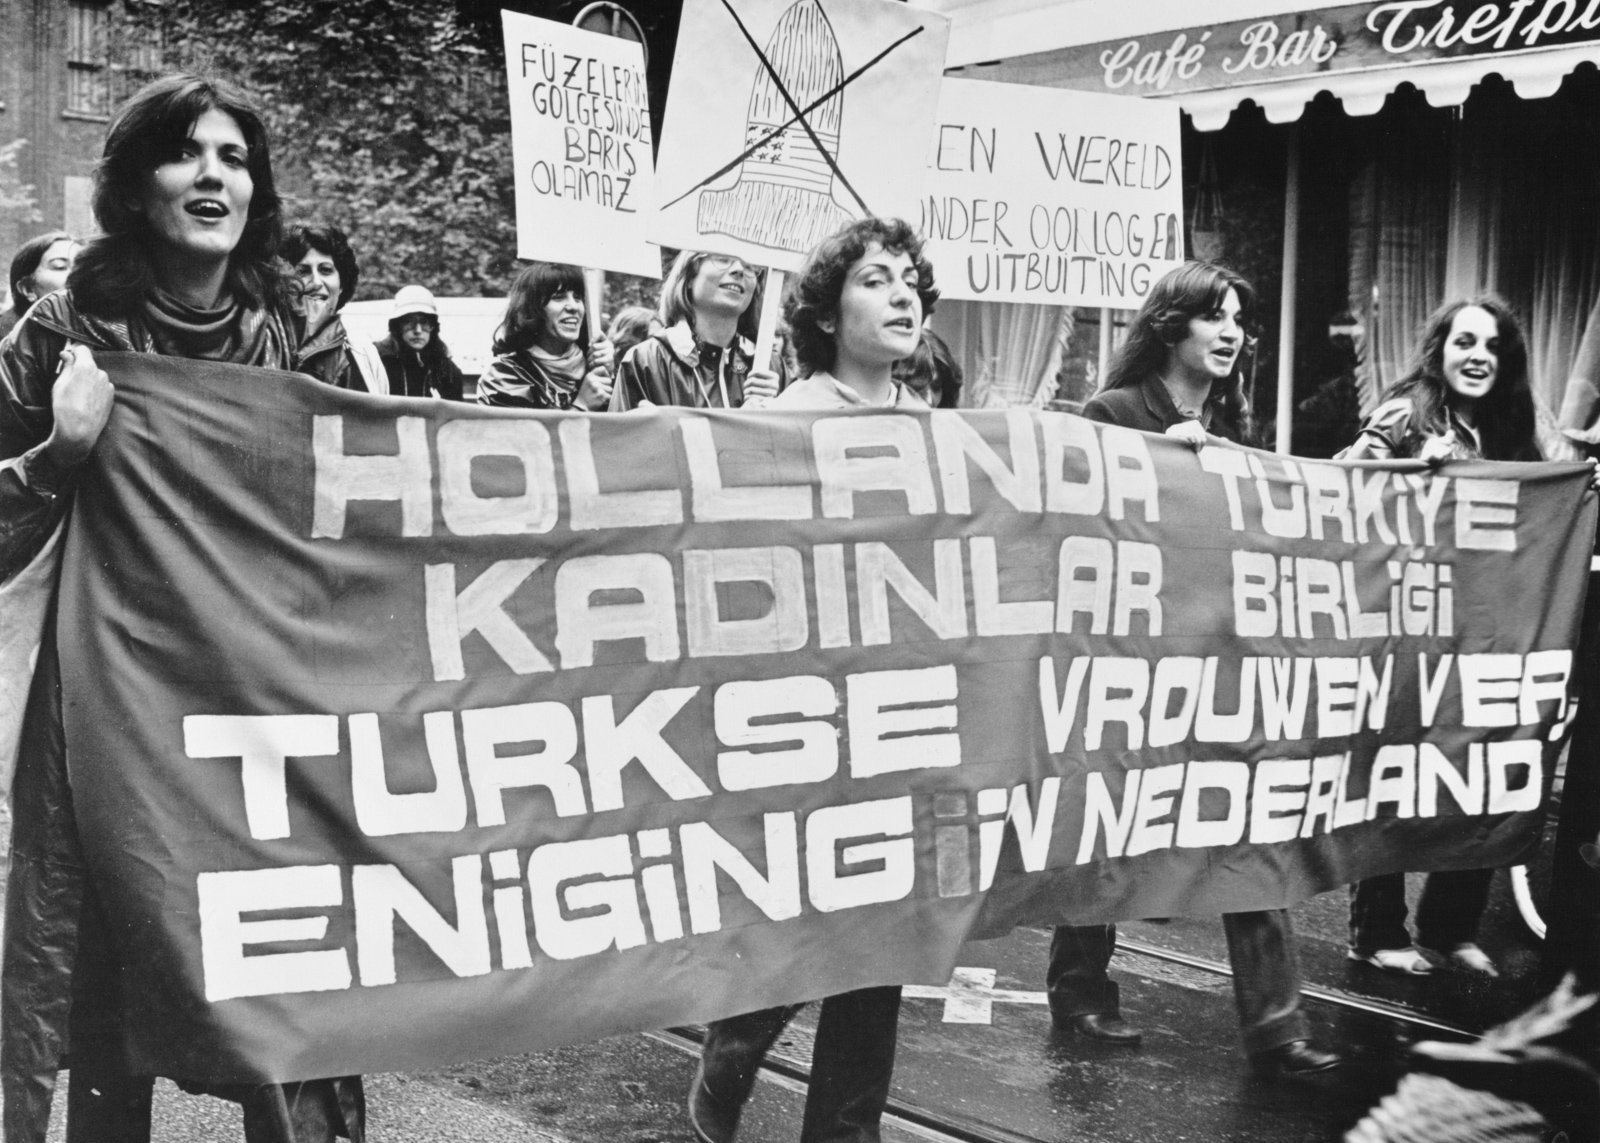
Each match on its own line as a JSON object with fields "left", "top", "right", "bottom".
{"left": 584, "top": 267, "right": 607, "bottom": 345}
{"left": 754, "top": 268, "right": 786, "bottom": 373}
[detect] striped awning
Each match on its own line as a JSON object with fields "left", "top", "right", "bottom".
{"left": 925, "top": 0, "right": 1600, "bottom": 129}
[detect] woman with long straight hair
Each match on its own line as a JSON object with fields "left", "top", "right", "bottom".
{"left": 1339, "top": 295, "right": 1539, "bottom": 978}
{"left": 0, "top": 73, "right": 363, "bottom": 1143}
{"left": 1046, "top": 262, "right": 1341, "bottom": 1079}
{"left": 608, "top": 249, "right": 779, "bottom": 410}
{"left": 476, "top": 261, "right": 614, "bottom": 410}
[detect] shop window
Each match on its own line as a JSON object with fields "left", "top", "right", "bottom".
{"left": 65, "top": 1, "right": 163, "bottom": 121}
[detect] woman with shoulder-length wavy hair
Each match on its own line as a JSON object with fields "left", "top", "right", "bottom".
{"left": 1341, "top": 295, "right": 1539, "bottom": 465}
{"left": 1086, "top": 259, "right": 1257, "bottom": 446}
{"left": 1048, "top": 261, "right": 1343, "bottom": 1081}
{"left": 1339, "top": 296, "right": 1539, "bottom": 981}
{"left": 476, "top": 261, "right": 614, "bottom": 410}
{"left": 608, "top": 249, "right": 780, "bottom": 410}
{"left": 0, "top": 73, "right": 364, "bottom": 1143}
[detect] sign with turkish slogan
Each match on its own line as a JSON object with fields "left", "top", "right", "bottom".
{"left": 502, "top": 11, "right": 660, "bottom": 276}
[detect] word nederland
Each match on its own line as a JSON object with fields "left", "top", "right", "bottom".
{"left": 55, "top": 358, "right": 1593, "bottom": 1078}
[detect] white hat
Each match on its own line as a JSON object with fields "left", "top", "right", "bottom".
{"left": 392, "top": 284, "right": 438, "bottom": 321}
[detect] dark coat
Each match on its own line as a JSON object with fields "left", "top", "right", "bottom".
{"left": 1081, "top": 375, "right": 1245, "bottom": 445}
{"left": 475, "top": 349, "right": 584, "bottom": 410}
{"left": 0, "top": 291, "right": 361, "bottom": 1142}
{"left": 609, "top": 322, "right": 754, "bottom": 411}
{"left": 375, "top": 334, "right": 464, "bottom": 401}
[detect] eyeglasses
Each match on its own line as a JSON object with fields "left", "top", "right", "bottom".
{"left": 701, "top": 253, "right": 752, "bottom": 278}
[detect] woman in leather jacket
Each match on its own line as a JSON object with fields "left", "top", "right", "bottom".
{"left": 609, "top": 250, "right": 780, "bottom": 410}
{"left": 476, "top": 262, "right": 613, "bottom": 410}
{"left": 0, "top": 73, "right": 364, "bottom": 1143}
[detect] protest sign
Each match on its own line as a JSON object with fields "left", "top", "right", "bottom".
{"left": 651, "top": 0, "right": 951, "bottom": 273}
{"left": 920, "top": 78, "right": 1185, "bottom": 308}
{"left": 501, "top": 11, "right": 660, "bottom": 277}
{"left": 29, "top": 354, "right": 1594, "bottom": 1084}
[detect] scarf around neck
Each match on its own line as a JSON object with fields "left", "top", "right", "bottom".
{"left": 141, "top": 287, "right": 276, "bottom": 365}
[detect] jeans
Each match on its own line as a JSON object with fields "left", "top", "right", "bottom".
{"left": 699, "top": 986, "right": 901, "bottom": 1143}
{"left": 1047, "top": 910, "right": 1308, "bottom": 1055}
{"left": 1348, "top": 869, "right": 1495, "bottom": 954}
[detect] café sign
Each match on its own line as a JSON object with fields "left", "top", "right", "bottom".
{"left": 986, "top": 1, "right": 1600, "bottom": 97}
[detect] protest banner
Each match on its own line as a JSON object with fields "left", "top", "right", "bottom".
{"left": 919, "top": 78, "right": 1185, "bottom": 308}
{"left": 650, "top": 0, "right": 951, "bottom": 274}
{"left": 501, "top": 11, "right": 660, "bottom": 277}
{"left": 24, "top": 354, "right": 1593, "bottom": 1086}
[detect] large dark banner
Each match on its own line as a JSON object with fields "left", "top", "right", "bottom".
{"left": 55, "top": 355, "right": 1593, "bottom": 1082}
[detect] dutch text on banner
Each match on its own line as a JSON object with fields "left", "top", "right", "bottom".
{"left": 501, "top": 11, "right": 660, "bottom": 277}
{"left": 40, "top": 354, "right": 1595, "bottom": 1084}
{"left": 919, "top": 78, "right": 1185, "bottom": 307}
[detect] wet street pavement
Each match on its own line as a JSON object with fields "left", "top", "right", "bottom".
{"left": 58, "top": 862, "right": 1552, "bottom": 1143}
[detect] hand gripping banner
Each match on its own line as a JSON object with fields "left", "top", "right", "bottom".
{"left": 37, "top": 355, "right": 1595, "bottom": 1082}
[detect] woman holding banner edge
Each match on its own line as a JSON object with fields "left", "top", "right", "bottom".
{"left": 0, "top": 75, "right": 365, "bottom": 1143}
{"left": 1047, "top": 261, "right": 1342, "bottom": 1078}
{"left": 476, "top": 261, "right": 615, "bottom": 410}
{"left": 1337, "top": 296, "right": 1543, "bottom": 978}
{"left": 687, "top": 217, "right": 935, "bottom": 1143}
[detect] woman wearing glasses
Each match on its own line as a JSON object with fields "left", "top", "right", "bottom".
{"left": 609, "top": 249, "right": 780, "bottom": 410}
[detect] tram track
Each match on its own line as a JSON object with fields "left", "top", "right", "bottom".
{"left": 1114, "top": 935, "right": 1474, "bottom": 1039}
{"left": 647, "top": 1026, "right": 1051, "bottom": 1143}
{"left": 647, "top": 937, "right": 1472, "bottom": 1143}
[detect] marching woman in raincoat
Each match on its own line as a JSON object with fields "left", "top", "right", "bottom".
{"left": 0, "top": 74, "right": 363, "bottom": 1143}
{"left": 607, "top": 249, "right": 781, "bottom": 410}
{"left": 476, "top": 261, "right": 614, "bottom": 410}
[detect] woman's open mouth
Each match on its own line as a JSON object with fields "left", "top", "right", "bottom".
{"left": 186, "top": 200, "right": 229, "bottom": 220}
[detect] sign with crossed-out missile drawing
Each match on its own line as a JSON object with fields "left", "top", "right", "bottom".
{"left": 651, "top": 0, "right": 951, "bottom": 273}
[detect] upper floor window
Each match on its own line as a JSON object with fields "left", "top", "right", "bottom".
{"left": 66, "top": 1, "right": 163, "bottom": 120}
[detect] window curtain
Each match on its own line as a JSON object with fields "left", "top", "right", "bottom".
{"left": 1346, "top": 104, "right": 1450, "bottom": 412}
{"left": 929, "top": 299, "right": 1072, "bottom": 408}
{"left": 1354, "top": 80, "right": 1600, "bottom": 458}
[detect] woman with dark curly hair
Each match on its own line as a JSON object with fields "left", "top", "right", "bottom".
{"left": 765, "top": 215, "right": 938, "bottom": 411}
{"left": 476, "top": 261, "right": 613, "bottom": 410}
{"left": 284, "top": 222, "right": 387, "bottom": 393}
{"left": 686, "top": 218, "right": 934, "bottom": 1143}
{"left": 1339, "top": 296, "right": 1539, "bottom": 979}
{"left": 0, "top": 73, "right": 364, "bottom": 1143}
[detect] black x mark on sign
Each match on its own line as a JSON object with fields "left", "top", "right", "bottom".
{"left": 661, "top": 0, "right": 926, "bottom": 215}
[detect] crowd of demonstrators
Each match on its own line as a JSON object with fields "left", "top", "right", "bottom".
{"left": 476, "top": 261, "right": 614, "bottom": 409}
{"left": 2, "top": 64, "right": 1594, "bottom": 1143}
{"left": 0, "top": 73, "right": 366, "bottom": 1143}
{"left": 609, "top": 249, "right": 780, "bottom": 410}
{"left": 376, "top": 285, "right": 464, "bottom": 400}
{"left": 2, "top": 231, "right": 81, "bottom": 341}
